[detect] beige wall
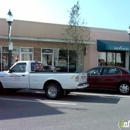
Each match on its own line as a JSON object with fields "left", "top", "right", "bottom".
{"left": 1, "top": 18, "right": 129, "bottom": 71}
{"left": 90, "top": 27, "right": 128, "bottom": 41}
{"left": 0, "top": 18, "right": 65, "bottom": 39}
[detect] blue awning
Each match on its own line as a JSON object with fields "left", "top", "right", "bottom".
{"left": 97, "top": 40, "right": 130, "bottom": 51}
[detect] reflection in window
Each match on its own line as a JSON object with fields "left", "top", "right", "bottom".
{"left": 98, "top": 52, "right": 106, "bottom": 66}
{"left": 11, "top": 63, "right": 26, "bottom": 73}
{"left": 2, "top": 47, "right": 8, "bottom": 70}
{"left": 107, "top": 52, "right": 115, "bottom": 66}
{"left": 54, "top": 49, "right": 59, "bottom": 66}
{"left": 41, "top": 48, "right": 82, "bottom": 72}
{"left": 57, "top": 50, "right": 77, "bottom": 72}
{"left": 12, "top": 47, "right": 19, "bottom": 64}
{"left": 42, "top": 49, "right": 53, "bottom": 70}
{"left": 42, "top": 54, "right": 52, "bottom": 66}
{"left": 21, "top": 54, "right": 32, "bottom": 61}
{"left": 87, "top": 68, "right": 101, "bottom": 75}
{"left": 21, "top": 47, "right": 33, "bottom": 61}
{"left": 98, "top": 52, "right": 125, "bottom": 67}
{"left": 31, "top": 62, "right": 43, "bottom": 71}
{"left": 102, "top": 67, "right": 121, "bottom": 75}
{"left": 1, "top": 47, "right": 20, "bottom": 71}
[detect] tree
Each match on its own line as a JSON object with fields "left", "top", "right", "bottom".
{"left": 60, "top": 0, "right": 90, "bottom": 72}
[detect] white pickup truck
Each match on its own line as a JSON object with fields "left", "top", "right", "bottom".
{"left": 0, "top": 61, "right": 89, "bottom": 99}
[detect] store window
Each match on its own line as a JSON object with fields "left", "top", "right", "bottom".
{"left": 12, "top": 47, "right": 19, "bottom": 63}
{"left": 2, "top": 47, "right": 8, "bottom": 70}
{"left": 98, "top": 51, "right": 125, "bottom": 67}
{"left": 20, "top": 47, "right": 33, "bottom": 61}
{"left": 107, "top": 52, "right": 115, "bottom": 66}
{"left": 41, "top": 48, "right": 78, "bottom": 72}
{"left": 42, "top": 49, "right": 54, "bottom": 69}
{"left": 98, "top": 52, "right": 106, "bottom": 66}
{"left": 1, "top": 47, "right": 20, "bottom": 71}
{"left": 57, "top": 50, "right": 77, "bottom": 72}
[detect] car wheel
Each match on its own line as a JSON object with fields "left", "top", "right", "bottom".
{"left": 45, "top": 83, "right": 62, "bottom": 99}
{"left": 118, "top": 82, "right": 130, "bottom": 95}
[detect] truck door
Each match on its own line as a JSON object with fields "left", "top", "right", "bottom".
{"left": 5, "top": 63, "right": 29, "bottom": 88}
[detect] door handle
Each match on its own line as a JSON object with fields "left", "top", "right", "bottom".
{"left": 22, "top": 75, "right": 25, "bottom": 76}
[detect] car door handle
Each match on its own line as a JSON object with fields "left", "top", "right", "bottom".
{"left": 22, "top": 75, "right": 25, "bottom": 76}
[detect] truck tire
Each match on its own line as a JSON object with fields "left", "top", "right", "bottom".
{"left": 45, "top": 83, "right": 62, "bottom": 99}
{"left": 118, "top": 82, "right": 130, "bottom": 95}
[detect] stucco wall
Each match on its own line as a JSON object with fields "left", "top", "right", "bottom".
{"left": 90, "top": 27, "right": 128, "bottom": 42}
{"left": 1, "top": 18, "right": 129, "bottom": 70}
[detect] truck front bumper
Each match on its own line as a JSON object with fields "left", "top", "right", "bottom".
{"left": 77, "top": 83, "right": 89, "bottom": 89}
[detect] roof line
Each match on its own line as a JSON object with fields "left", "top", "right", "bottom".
{"left": 0, "top": 35, "right": 95, "bottom": 44}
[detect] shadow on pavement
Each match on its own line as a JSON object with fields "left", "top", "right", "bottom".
{"left": 59, "top": 92, "right": 121, "bottom": 104}
{"left": 1, "top": 89, "right": 122, "bottom": 104}
{"left": 0, "top": 91, "right": 64, "bottom": 120}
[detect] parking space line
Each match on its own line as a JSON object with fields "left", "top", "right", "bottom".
{"left": 0, "top": 98, "right": 77, "bottom": 105}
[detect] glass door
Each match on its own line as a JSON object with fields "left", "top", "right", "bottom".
{"left": 42, "top": 54, "right": 52, "bottom": 66}
{"left": 21, "top": 54, "right": 33, "bottom": 60}
{"left": 42, "top": 49, "right": 54, "bottom": 70}
{"left": 20, "top": 47, "right": 33, "bottom": 61}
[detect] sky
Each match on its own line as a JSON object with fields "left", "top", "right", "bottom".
{"left": 0, "top": 0, "right": 130, "bottom": 31}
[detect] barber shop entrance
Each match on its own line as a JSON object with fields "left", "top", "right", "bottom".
{"left": 97, "top": 40, "right": 130, "bottom": 68}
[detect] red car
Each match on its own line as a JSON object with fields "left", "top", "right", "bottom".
{"left": 86, "top": 66, "right": 130, "bottom": 95}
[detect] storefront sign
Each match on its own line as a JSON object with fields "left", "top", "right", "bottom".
{"left": 114, "top": 46, "right": 129, "bottom": 51}
{"left": 97, "top": 40, "right": 130, "bottom": 51}
{"left": 9, "top": 42, "right": 13, "bottom": 50}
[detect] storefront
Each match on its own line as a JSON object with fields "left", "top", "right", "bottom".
{"left": 0, "top": 46, "right": 33, "bottom": 71}
{"left": 0, "top": 18, "right": 93, "bottom": 72}
{"left": 0, "top": 46, "right": 82, "bottom": 72}
{"left": 97, "top": 40, "right": 130, "bottom": 68}
{"left": 1, "top": 18, "right": 130, "bottom": 71}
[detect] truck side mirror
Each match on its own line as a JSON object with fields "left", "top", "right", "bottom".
{"left": 9, "top": 69, "right": 12, "bottom": 73}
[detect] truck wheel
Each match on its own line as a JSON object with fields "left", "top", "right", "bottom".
{"left": 118, "top": 82, "right": 130, "bottom": 95}
{"left": 45, "top": 83, "right": 62, "bottom": 99}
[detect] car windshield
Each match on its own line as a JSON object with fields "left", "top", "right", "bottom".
{"left": 122, "top": 68, "right": 130, "bottom": 74}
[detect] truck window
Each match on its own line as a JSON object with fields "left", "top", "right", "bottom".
{"left": 11, "top": 63, "right": 26, "bottom": 73}
{"left": 31, "top": 63, "right": 43, "bottom": 71}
